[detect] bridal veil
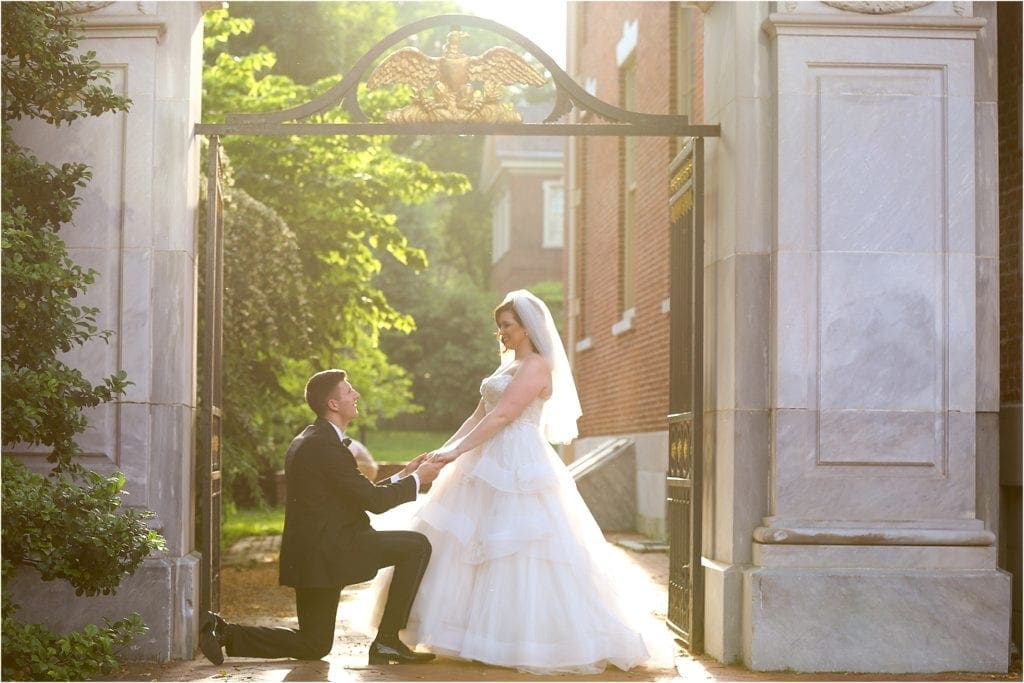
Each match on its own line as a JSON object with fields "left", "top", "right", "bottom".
{"left": 498, "top": 289, "right": 582, "bottom": 445}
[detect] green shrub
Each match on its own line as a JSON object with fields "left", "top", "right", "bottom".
{"left": 1, "top": 461, "right": 164, "bottom": 596}
{"left": 1, "top": 3, "right": 165, "bottom": 677}
{"left": 1, "top": 609, "right": 146, "bottom": 681}
{"left": 0, "top": 460, "right": 165, "bottom": 680}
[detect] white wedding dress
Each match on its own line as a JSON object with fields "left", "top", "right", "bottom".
{"left": 365, "top": 372, "right": 649, "bottom": 674}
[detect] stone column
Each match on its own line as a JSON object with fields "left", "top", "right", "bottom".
{"left": 747, "top": 1, "right": 1010, "bottom": 673}
{"left": 971, "top": 0, "right": 1001, "bottom": 569}
{"left": 700, "top": 0, "right": 775, "bottom": 664}
{"left": 7, "top": 1, "right": 205, "bottom": 661}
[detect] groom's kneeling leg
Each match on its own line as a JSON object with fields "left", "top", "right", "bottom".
{"left": 222, "top": 586, "right": 340, "bottom": 660}
{"left": 374, "top": 531, "right": 431, "bottom": 635}
{"left": 292, "top": 586, "right": 343, "bottom": 660}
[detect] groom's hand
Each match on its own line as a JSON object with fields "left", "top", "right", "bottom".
{"left": 413, "top": 458, "right": 445, "bottom": 486}
{"left": 398, "top": 453, "right": 430, "bottom": 479}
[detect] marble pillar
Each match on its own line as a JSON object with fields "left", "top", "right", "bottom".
{"left": 7, "top": 1, "right": 206, "bottom": 661}
{"left": 700, "top": 0, "right": 775, "bottom": 664}
{"left": 746, "top": 1, "right": 1010, "bottom": 672}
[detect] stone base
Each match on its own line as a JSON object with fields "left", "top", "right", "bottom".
{"left": 7, "top": 553, "right": 200, "bottom": 661}
{"left": 742, "top": 564, "right": 1011, "bottom": 673}
{"left": 702, "top": 558, "right": 744, "bottom": 664}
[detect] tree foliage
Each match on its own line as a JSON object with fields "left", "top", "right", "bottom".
{"left": 379, "top": 273, "right": 499, "bottom": 430}
{"left": 225, "top": 1, "right": 468, "bottom": 86}
{"left": 202, "top": 5, "right": 474, "bottom": 503}
{"left": 203, "top": 159, "right": 314, "bottom": 503}
{"left": 1, "top": 0, "right": 131, "bottom": 469}
{"left": 202, "top": 2, "right": 552, "bottom": 493}
{"left": 1, "top": 2, "right": 165, "bottom": 678}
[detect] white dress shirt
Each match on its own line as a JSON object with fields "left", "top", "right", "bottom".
{"left": 328, "top": 421, "right": 419, "bottom": 496}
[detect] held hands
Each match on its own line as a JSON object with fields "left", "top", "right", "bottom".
{"left": 398, "top": 452, "right": 431, "bottom": 479}
{"left": 426, "top": 445, "right": 460, "bottom": 465}
{"left": 411, "top": 452, "right": 445, "bottom": 486}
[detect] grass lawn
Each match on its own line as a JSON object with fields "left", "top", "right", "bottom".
{"left": 358, "top": 429, "right": 449, "bottom": 463}
{"left": 222, "top": 506, "right": 284, "bottom": 549}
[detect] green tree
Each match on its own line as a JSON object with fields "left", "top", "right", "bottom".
{"left": 226, "top": 1, "right": 464, "bottom": 86}
{"left": 1, "top": 2, "right": 165, "bottom": 678}
{"left": 379, "top": 274, "right": 499, "bottom": 430}
{"left": 202, "top": 7, "right": 469, "bottom": 504}
{"left": 226, "top": 1, "right": 397, "bottom": 85}
{"left": 203, "top": 3, "right": 555, "bottom": 493}
{"left": 202, "top": 154, "right": 315, "bottom": 504}
{"left": 221, "top": 1, "right": 512, "bottom": 289}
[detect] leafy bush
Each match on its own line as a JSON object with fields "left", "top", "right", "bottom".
{"left": 1, "top": 461, "right": 163, "bottom": 596}
{"left": 1, "top": 2, "right": 166, "bottom": 678}
{"left": 0, "top": 613, "right": 146, "bottom": 682}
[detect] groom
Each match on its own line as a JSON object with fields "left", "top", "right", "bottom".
{"left": 199, "top": 369, "right": 444, "bottom": 665}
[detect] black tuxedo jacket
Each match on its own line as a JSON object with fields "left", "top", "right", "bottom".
{"left": 278, "top": 417, "right": 417, "bottom": 587}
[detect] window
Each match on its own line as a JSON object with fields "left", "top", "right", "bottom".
{"left": 542, "top": 181, "right": 565, "bottom": 248}
{"left": 672, "top": 4, "right": 703, "bottom": 161}
{"left": 674, "top": 6, "right": 696, "bottom": 120}
{"left": 491, "top": 191, "right": 510, "bottom": 263}
{"left": 576, "top": 137, "right": 588, "bottom": 341}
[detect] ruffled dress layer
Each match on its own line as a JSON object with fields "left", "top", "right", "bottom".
{"left": 364, "top": 373, "right": 649, "bottom": 675}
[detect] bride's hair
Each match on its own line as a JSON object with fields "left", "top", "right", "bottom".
{"left": 495, "top": 290, "right": 582, "bottom": 444}
{"left": 493, "top": 299, "right": 539, "bottom": 354}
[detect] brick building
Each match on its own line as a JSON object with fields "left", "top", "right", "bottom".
{"left": 482, "top": 104, "right": 565, "bottom": 295}
{"left": 566, "top": 2, "right": 703, "bottom": 538}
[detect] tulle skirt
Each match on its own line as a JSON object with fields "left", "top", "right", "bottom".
{"left": 361, "top": 420, "right": 649, "bottom": 675}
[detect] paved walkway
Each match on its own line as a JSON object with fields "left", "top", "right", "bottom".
{"left": 110, "top": 530, "right": 680, "bottom": 682}
{"left": 106, "top": 503, "right": 1020, "bottom": 683}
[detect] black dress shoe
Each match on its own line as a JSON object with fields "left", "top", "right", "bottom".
{"left": 199, "top": 611, "right": 226, "bottom": 665}
{"left": 368, "top": 636, "right": 436, "bottom": 664}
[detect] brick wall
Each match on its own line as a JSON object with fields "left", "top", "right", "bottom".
{"left": 572, "top": 2, "right": 679, "bottom": 436}
{"left": 492, "top": 171, "right": 564, "bottom": 294}
{"left": 998, "top": 0, "right": 1022, "bottom": 405}
{"left": 997, "top": 0, "right": 1023, "bottom": 652}
{"left": 692, "top": 11, "right": 704, "bottom": 123}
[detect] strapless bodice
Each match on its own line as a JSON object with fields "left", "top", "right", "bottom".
{"left": 480, "top": 373, "right": 544, "bottom": 427}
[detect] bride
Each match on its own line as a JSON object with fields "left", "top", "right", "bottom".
{"left": 365, "top": 289, "right": 648, "bottom": 674}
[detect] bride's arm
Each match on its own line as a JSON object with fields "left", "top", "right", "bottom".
{"left": 441, "top": 399, "right": 486, "bottom": 447}
{"left": 431, "top": 357, "right": 548, "bottom": 462}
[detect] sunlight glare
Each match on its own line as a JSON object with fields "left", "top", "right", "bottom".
{"left": 457, "top": 0, "right": 568, "bottom": 67}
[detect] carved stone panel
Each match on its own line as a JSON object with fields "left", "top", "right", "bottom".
{"left": 771, "top": 29, "right": 979, "bottom": 521}
{"left": 822, "top": 1, "right": 932, "bottom": 14}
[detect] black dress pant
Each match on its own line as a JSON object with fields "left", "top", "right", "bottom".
{"left": 223, "top": 530, "right": 431, "bottom": 660}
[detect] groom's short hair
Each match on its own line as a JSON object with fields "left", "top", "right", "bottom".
{"left": 305, "top": 369, "right": 347, "bottom": 417}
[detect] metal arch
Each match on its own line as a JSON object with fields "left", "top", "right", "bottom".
{"left": 195, "top": 13, "right": 720, "bottom": 139}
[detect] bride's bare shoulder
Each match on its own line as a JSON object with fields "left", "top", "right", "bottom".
{"left": 512, "top": 355, "right": 551, "bottom": 389}
{"left": 520, "top": 353, "right": 550, "bottom": 372}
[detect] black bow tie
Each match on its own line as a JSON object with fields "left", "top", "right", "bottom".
{"left": 341, "top": 437, "right": 352, "bottom": 447}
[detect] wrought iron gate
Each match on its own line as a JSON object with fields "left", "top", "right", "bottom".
{"left": 198, "top": 136, "right": 224, "bottom": 615}
{"left": 194, "top": 12, "right": 718, "bottom": 627}
{"left": 666, "top": 138, "right": 704, "bottom": 652}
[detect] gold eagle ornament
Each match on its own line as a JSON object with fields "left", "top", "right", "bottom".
{"left": 367, "top": 30, "right": 547, "bottom": 124}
